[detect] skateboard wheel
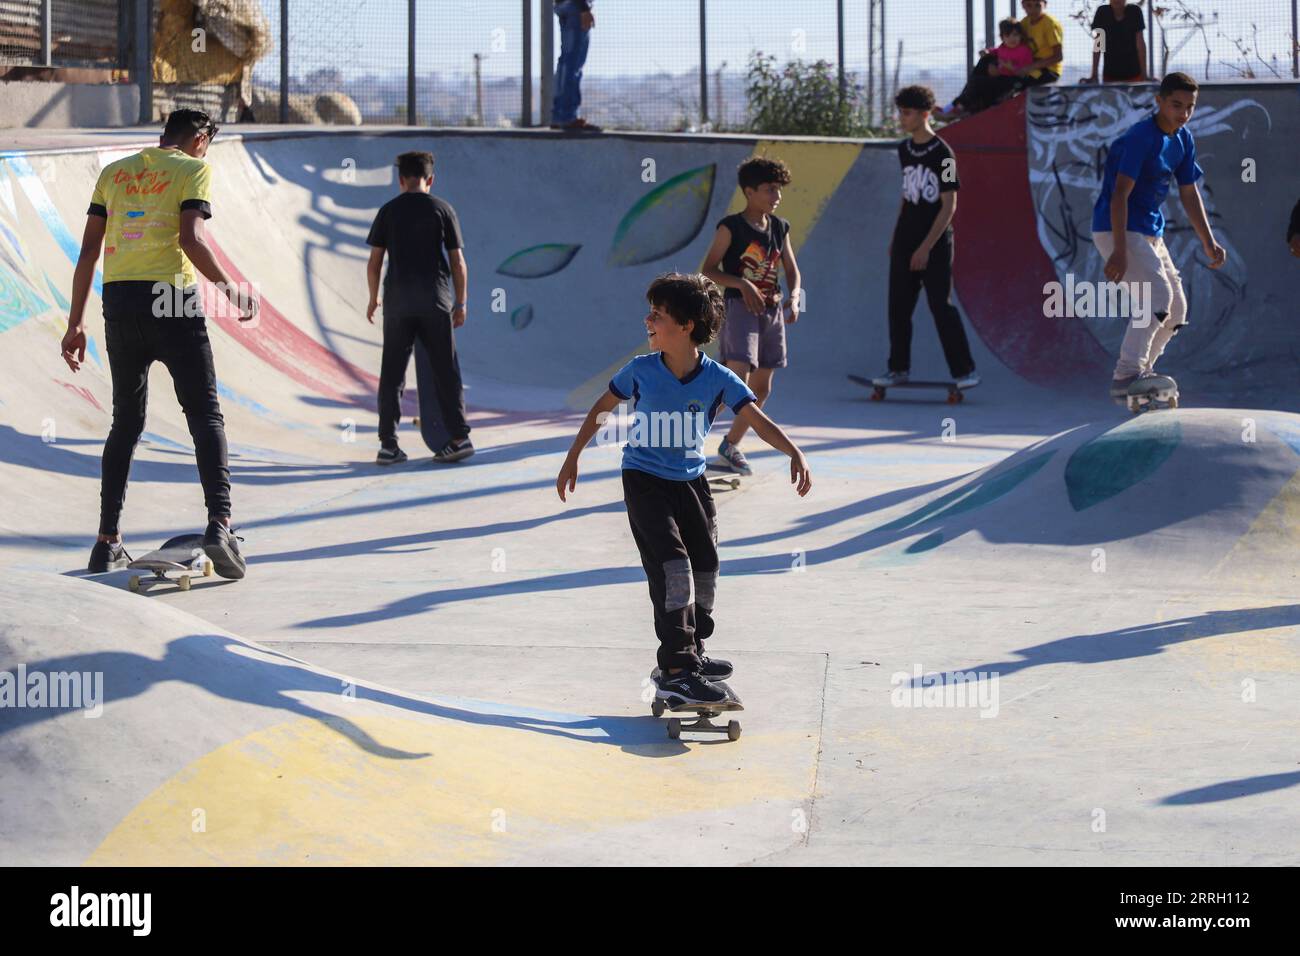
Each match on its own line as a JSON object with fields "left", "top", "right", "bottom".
{"left": 667, "top": 718, "right": 681, "bottom": 739}
{"left": 179, "top": 575, "right": 191, "bottom": 591}
{"left": 128, "top": 575, "right": 140, "bottom": 593}
{"left": 727, "top": 720, "right": 741, "bottom": 741}
{"left": 203, "top": 560, "right": 213, "bottom": 577}
{"left": 871, "top": 387, "right": 885, "bottom": 401}
{"left": 651, "top": 700, "right": 665, "bottom": 718}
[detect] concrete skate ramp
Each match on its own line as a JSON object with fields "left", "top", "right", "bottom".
{"left": 0, "top": 570, "right": 813, "bottom": 865}
{"left": 1, "top": 83, "right": 1298, "bottom": 865}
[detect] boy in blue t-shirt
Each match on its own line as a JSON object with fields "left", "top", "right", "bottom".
{"left": 1091, "top": 71, "right": 1226, "bottom": 401}
{"left": 556, "top": 273, "right": 812, "bottom": 706}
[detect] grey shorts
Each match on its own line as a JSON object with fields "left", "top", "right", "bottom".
{"left": 719, "top": 297, "right": 787, "bottom": 370}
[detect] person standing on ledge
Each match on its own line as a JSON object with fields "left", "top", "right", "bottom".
{"left": 1083, "top": 0, "right": 1148, "bottom": 85}
{"left": 550, "top": 0, "right": 602, "bottom": 133}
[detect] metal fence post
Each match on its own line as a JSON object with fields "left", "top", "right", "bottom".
{"left": 522, "top": 0, "right": 532, "bottom": 126}
{"left": 39, "top": 0, "right": 51, "bottom": 66}
{"left": 407, "top": 0, "right": 416, "bottom": 125}
{"left": 880, "top": 0, "right": 886, "bottom": 119}
{"left": 836, "top": 0, "right": 845, "bottom": 100}
{"left": 540, "top": 0, "right": 553, "bottom": 126}
{"left": 280, "top": 0, "right": 289, "bottom": 123}
{"left": 984, "top": 0, "right": 995, "bottom": 50}
{"left": 965, "top": 0, "right": 974, "bottom": 75}
{"left": 134, "top": 0, "right": 152, "bottom": 123}
{"left": 1292, "top": 0, "right": 1298, "bottom": 78}
{"left": 699, "top": 0, "right": 708, "bottom": 126}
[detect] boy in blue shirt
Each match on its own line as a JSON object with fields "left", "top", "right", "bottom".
{"left": 1092, "top": 72, "right": 1226, "bottom": 401}
{"left": 556, "top": 273, "right": 812, "bottom": 706}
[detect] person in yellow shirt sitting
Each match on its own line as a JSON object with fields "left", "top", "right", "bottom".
{"left": 60, "top": 109, "right": 259, "bottom": 579}
{"left": 1013, "top": 0, "right": 1064, "bottom": 90}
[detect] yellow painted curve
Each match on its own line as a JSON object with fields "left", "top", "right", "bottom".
{"left": 87, "top": 714, "right": 812, "bottom": 865}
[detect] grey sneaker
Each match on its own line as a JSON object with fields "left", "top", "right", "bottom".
{"left": 87, "top": 539, "right": 132, "bottom": 573}
{"left": 715, "top": 439, "right": 752, "bottom": 476}
{"left": 871, "top": 370, "right": 910, "bottom": 387}
{"left": 376, "top": 445, "right": 408, "bottom": 466}
{"left": 1109, "top": 374, "right": 1140, "bottom": 403}
{"left": 202, "top": 519, "right": 246, "bottom": 580}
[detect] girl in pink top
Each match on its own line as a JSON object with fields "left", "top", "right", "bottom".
{"left": 940, "top": 20, "right": 1033, "bottom": 118}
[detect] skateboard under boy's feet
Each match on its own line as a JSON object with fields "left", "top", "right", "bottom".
{"left": 127, "top": 533, "right": 214, "bottom": 593}
{"left": 848, "top": 373, "right": 977, "bottom": 405}
{"left": 649, "top": 668, "right": 743, "bottom": 741}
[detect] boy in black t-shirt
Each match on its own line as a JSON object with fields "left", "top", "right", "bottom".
{"left": 872, "top": 86, "right": 978, "bottom": 389}
{"left": 365, "top": 151, "right": 473, "bottom": 464}
{"left": 701, "top": 157, "right": 802, "bottom": 476}
{"left": 1084, "top": 0, "right": 1148, "bottom": 84}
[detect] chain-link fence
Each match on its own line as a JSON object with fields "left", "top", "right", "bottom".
{"left": 3, "top": 0, "right": 1297, "bottom": 127}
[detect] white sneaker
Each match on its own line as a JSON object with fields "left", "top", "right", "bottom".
{"left": 871, "top": 370, "right": 909, "bottom": 387}
{"left": 955, "top": 371, "right": 981, "bottom": 389}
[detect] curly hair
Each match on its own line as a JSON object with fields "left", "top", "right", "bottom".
{"left": 645, "top": 273, "right": 726, "bottom": 346}
{"left": 737, "top": 156, "right": 792, "bottom": 192}
{"left": 894, "top": 85, "right": 936, "bottom": 111}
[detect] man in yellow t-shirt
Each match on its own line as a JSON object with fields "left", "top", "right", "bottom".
{"left": 60, "top": 109, "right": 259, "bottom": 579}
{"left": 1016, "top": 0, "right": 1064, "bottom": 88}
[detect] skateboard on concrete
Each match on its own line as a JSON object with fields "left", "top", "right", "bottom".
{"left": 708, "top": 476, "right": 741, "bottom": 491}
{"left": 127, "top": 533, "right": 213, "bottom": 593}
{"left": 848, "top": 373, "right": 977, "bottom": 405}
{"left": 1127, "top": 374, "right": 1179, "bottom": 414}
{"left": 411, "top": 339, "right": 453, "bottom": 454}
{"left": 649, "top": 668, "right": 744, "bottom": 741}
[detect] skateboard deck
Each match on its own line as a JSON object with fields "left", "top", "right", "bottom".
{"left": 848, "top": 373, "right": 977, "bottom": 404}
{"left": 649, "top": 669, "right": 743, "bottom": 740}
{"left": 412, "top": 339, "right": 453, "bottom": 455}
{"left": 127, "top": 533, "right": 213, "bottom": 593}
{"left": 708, "top": 476, "right": 741, "bottom": 491}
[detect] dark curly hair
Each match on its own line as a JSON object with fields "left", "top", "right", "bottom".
{"left": 737, "top": 156, "right": 792, "bottom": 192}
{"left": 645, "top": 273, "right": 726, "bottom": 346}
{"left": 895, "top": 85, "right": 936, "bottom": 111}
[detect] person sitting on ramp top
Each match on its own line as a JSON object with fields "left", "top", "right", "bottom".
{"left": 556, "top": 273, "right": 812, "bottom": 707}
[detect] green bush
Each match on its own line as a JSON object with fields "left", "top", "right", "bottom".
{"left": 744, "top": 52, "right": 880, "bottom": 137}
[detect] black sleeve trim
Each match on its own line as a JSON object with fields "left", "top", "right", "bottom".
{"left": 608, "top": 379, "right": 631, "bottom": 401}
{"left": 732, "top": 395, "right": 757, "bottom": 415}
{"left": 87, "top": 203, "right": 107, "bottom": 218}
{"left": 180, "top": 199, "right": 212, "bottom": 219}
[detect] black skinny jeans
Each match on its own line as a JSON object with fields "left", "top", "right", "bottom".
{"left": 99, "top": 282, "right": 231, "bottom": 536}
{"left": 887, "top": 234, "right": 976, "bottom": 379}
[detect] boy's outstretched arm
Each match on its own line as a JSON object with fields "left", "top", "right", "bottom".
{"left": 60, "top": 214, "right": 106, "bottom": 372}
{"left": 1178, "top": 183, "right": 1226, "bottom": 269}
{"left": 735, "top": 403, "right": 812, "bottom": 496}
{"left": 556, "top": 389, "right": 622, "bottom": 501}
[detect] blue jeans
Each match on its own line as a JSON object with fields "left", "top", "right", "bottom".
{"left": 552, "top": 1, "right": 591, "bottom": 124}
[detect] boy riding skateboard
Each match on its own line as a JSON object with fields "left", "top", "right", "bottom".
{"left": 60, "top": 109, "right": 258, "bottom": 578}
{"left": 701, "top": 156, "right": 802, "bottom": 477}
{"left": 556, "top": 273, "right": 811, "bottom": 706}
{"left": 1092, "top": 72, "right": 1226, "bottom": 402}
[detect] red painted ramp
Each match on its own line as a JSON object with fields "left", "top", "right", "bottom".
{"left": 943, "top": 96, "right": 1112, "bottom": 388}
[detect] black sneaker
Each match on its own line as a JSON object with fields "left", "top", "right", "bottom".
{"left": 202, "top": 519, "right": 246, "bottom": 580}
{"left": 698, "top": 656, "right": 734, "bottom": 681}
{"left": 376, "top": 445, "right": 408, "bottom": 466}
{"left": 654, "top": 668, "right": 731, "bottom": 707}
{"left": 87, "top": 539, "right": 132, "bottom": 573}
{"left": 433, "top": 437, "right": 474, "bottom": 464}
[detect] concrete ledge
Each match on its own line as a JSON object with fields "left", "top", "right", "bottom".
{"left": 0, "top": 80, "right": 140, "bottom": 129}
